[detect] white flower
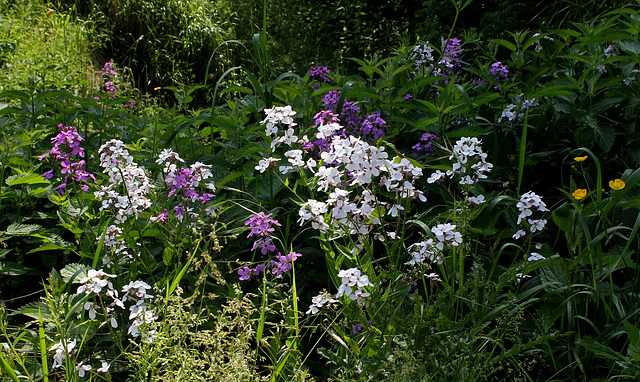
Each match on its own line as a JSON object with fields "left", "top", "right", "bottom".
{"left": 306, "top": 293, "right": 338, "bottom": 314}
{"left": 427, "top": 170, "right": 446, "bottom": 184}
{"left": 50, "top": 339, "right": 76, "bottom": 369}
{"left": 431, "top": 223, "right": 462, "bottom": 250}
{"left": 468, "top": 194, "right": 486, "bottom": 205}
{"left": 97, "top": 361, "right": 111, "bottom": 373}
{"left": 255, "top": 157, "right": 279, "bottom": 173}
{"left": 512, "top": 229, "right": 526, "bottom": 240}
{"left": 335, "top": 268, "right": 374, "bottom": 304}
{"left": 76, "top": 362, "right": 91, "bottom": 377}
{"left": 527, "top": 252, "right": 545, "bottom": 262}
{"left": 407, "top": 239, "right": 440, "bottom": 264}
{"left": 388, "top": 204, "right": 404, "bottom": 217}
{"left": 425, "top": 272, "right": 442, "bottom": 282}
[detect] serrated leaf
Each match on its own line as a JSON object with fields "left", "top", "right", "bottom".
{"left": 5, "top": 173, "right": 49, "bottom": 187}
{"left": 624, "top": 322, "right": 640, "bottom": 358}
{"left": 10, "top": 301, "right": 51, "bottom": 320}
{"left": 552, "top": 203, "right": 573, "bottom": 234}
{"left": 163, "top": 247, "right": 174, "bottom": 266}
{"left": 593, "top": 126, "right": 616, "bottom": 153}
{"left": 4, "top": 223, "right": 41, "bottom": 236}
{"left": 27, "top": 243, "right": 76, "bottom": 254}
{"left": 618, "top": 40, "right": 640, "bottom": 55}
{"left": 60, "top": 263, "right": 89, "bottom": 284}
{"left": 0, "top": 262, "right": 40, "bottom": 275}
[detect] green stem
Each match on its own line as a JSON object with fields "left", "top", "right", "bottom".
{"left": 517, "top": 110, "right": 529, "bottom": 196}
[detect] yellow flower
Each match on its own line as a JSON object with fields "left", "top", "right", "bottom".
{"left": 609, "top": 179, "right": 625, "bottom": 190}
{"left": 574, "top": 156, "right": 588, "bottom": 162}
{"left": 153, "top": 87, "right": 162, "bottom": 91}
{"left": 572, "top": 189, "right": 587, "bottom": 200}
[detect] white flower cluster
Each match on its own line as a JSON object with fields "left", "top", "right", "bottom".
{"left": 498, "top": 94, "right": 539, "bottom": 124}
{"left": 307, "top": 267, "right": 375, "bottom": 314}
{"left": 408, "top": 223, "right": 463, "bottom": 265}
{"left": 258, "top": 108, "right": 428, "bottom": 235}
{"left": 427, "top": 137, "right": 493, "bottom": 186}
{"left": 76, "top": 269, "right": 156, "bottom": 341}
{"left": 95, "top": 140, "right": 153, "bottom": 224}
{"left": 513, "top": 191, "right": 549, "bottom": 239}
{"left": 121, "top": 280, "right": 157, "bottom": 341}
{"left": 50, "top": 338, "right": 111, "bottom": 377}
{"left": 336, "top": 268, "right": 375, "bottom": 304}
{"left": 100, "top": 225, "right": 129, "bottom": 265}
{"left": 308, "top": 137, "right": 425, "bottom": 234}
{"left": 411, "top": 42, "right": 435, "bottom": 69}
{"left": 305, "top": 291, "right": 338, "bottom": 314}
{"left": 50, "top": 339, "right": 77, "bottom": 369}
{"left": 261, "top": 105, "right": 298, "bottom": 150}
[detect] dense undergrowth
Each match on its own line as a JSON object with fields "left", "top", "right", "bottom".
{"left": 1, "top": 0, "right": 640, "bottom": 381}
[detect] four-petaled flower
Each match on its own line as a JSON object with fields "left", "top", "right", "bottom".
{"left": 572, "top": 188, "right": 587, "bottom": 200}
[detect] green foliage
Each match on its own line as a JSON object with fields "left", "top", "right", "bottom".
{"left": 0, "top": 0, "right": 96, "bottom": 93}
{"left": 125, "top": 286, "right": 265, "bottom": 381}
{"left": 55, "top": 0, "right": 235, "bottom": 99}
{"left": 2, "top": 1, "right": 640, "bottom": 381}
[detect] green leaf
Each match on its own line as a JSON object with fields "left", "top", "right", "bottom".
{"left": 533, "top": 86, "right": 575, "bottom": 98}
{"left": 618, "top": 40, "right": 640, "bottom": 55}
{"left": 0, "top": 262, "right": 40, "bottom": 276}
{"left": 592, "top": 126, "right": 616, "bottom": 152}
{"left": 163, "top": 247, "right": 174, "bottom": 266}
{"left": 4, "top": 223, "right": 41, "bottom": 236}
{"left": 60, "top": 263, "right": 88, "bottom": 284}
{"left": 5, "top": 173, "right": 49, "bottom": 187}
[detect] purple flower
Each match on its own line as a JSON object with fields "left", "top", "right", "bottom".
{"left": 269, "top": 251, "right": 302, "bottom": 278}
{"left": 412, "top": 133, "right": 439, "bottom": 158}
{"left": 441, "top": 38, "right": 462, "bottom": 68}
{"left": 355, "top": 113, "right": 386, "bottom": 140}
{"left": 322, "top": 91, "right": 341, "bottom": 110}
{"left": 245, "top": 212, "right": 282, "bottom": 255}
{"left": 489, "top": 62, "right": 509, "bottom": 89}
{"left": 39, "top": 124, "right": 95, "bottom": 194}
{"left": 310, "top": 66, "right": 331, "bottom": 83}
{"left": 43, "top": 169, "right": 54, "bottom": 180}
{"left": 238, "top": 264, "right": 265, "bottom": 281}
{"left": 309, "top": 66, "right": 331, "bottom": 90}
{"left": 100, "top": 62, "right": 117, "bottom": 79}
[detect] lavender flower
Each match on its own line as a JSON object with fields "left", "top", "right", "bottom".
{"left": 309, "top": 66, "right": 331, "bottom": 90}
{"left": 489, "top": 62, "right": 509, "bottom": 89}
{"left": 245, "top": 212, "right": 282, "bottom": 255}
{"left": 412, "top": 133, "right": 439, "bottom": 158}
{"left": 39, "top": 124, "right": 96, "bottom": 194}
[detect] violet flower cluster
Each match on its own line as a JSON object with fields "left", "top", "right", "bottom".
{"left": 156, "top": 149, "right": 216, "bottom": 207}
{"left": 238, "top": 212, "right": 302, "bottom": 280}
{"left": 39, "top": 124, "right": 96, "bottom": 195}
{"left": 489, "top": 62, "right": 509, "bottom": 90}
{"left": 412, "top": 132, "right": 439, "bottom": 158}
{"left": 100, "top": 61, "right": 117, "bottom": 97}
{"left": 309, "top": 66, "right": 332, "bottom": 91}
